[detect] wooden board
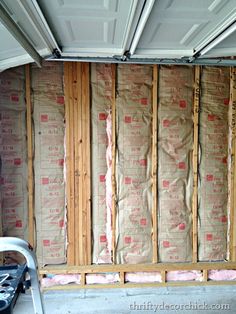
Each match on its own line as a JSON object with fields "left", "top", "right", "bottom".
{"left": 230, "top": 67, "right": 236, "bottom": 261}
{"left": 43, "top": 280, "right": 236, "bottom": 291}
{"left": 74, "top": 63, "right": 81, "bottom": 265}
{"left": 25, "top": 64, "right": 34, "bottom": 247}
{"left": 152, "top": 65, "right": 158, "bottom": 262}
{"left": 40, "top": 261, "right": 236, "bottom": 274}
{"left": 192, "top": 66, "right": 200, "bottom": 263}
{"left": 64, "top": 62, "right": 75, "bottom": 265}
{"left": 64, "top": 62, "right": 91, "bottom": 265}
{"left": 80, "top": 63, "right": 91, "bottom": 265}
{"left": 111, "top": 64, "right": 117, "bottom": 263}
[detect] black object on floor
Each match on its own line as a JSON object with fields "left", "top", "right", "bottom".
{"left": 0, "top": 264, "right": 28, "bottom": 314}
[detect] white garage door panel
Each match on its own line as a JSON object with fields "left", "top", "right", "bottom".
{"left": 203, "top": 31, "right": 236, "bottom": 57}
{"left": 134, "top": 0, "right": 236, "bottom": 58}
{"left": 0, "top": 23, "right": 25, "bottom": 61}
{"left": 1, "top": 0, "right": 49, "bottom": 54}
{"left": 38, "top": 0, "right": 139, "bottom": 56}
{"left": 0, "top": 23, "right": 33, "bottom": 72}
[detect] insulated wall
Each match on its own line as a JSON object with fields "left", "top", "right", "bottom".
{"left": 116, "top": 64, "right": 153, "bottom": 264}
{"left": 0, "top": 66, "right": 28, "bottom": 241}
{"left": 198, "top": 67, "right": 230, "bottom": 261}
{"left": 158, "top": 66, "right": 194, "bottom": 262}
{"left": 31, "top": 62, "right": 66, "bottom": 266}
{"left": 91, "top": 63, "right": 112, "bottom": 264}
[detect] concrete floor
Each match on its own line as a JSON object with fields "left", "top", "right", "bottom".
{"left": 13, "top": 285, "right": 236, "bottom": 314}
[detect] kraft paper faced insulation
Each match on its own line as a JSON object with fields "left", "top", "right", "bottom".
{"left": 91, "top": 64, "right": 113, "bottom": 263}
{"left": 198, "top": 66, "right": 230, "bottom": 261}
{"left": 31, "top": 62, "right": 66, "bottom": 266}
{"left": 115, "top": 64, "right": 153, "bottom": 264}
{"left": 158, "top": 65, "right": 194, "bottom": 262}
{"left": 0, "top": 66, "right": 28, "bottom": 239}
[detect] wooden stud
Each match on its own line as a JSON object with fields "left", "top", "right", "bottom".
{"left": 80, "top": 273, "right": 86, "bottom": 286}
{"left": 42, "top": 279, "right": 236, "bottom": 291}
{"left": 230, "top": 67, "right": 236, "bottom": 261}
{"left": 192, "top": 66, "right": 200, "bottom": 263}
{"left": 203, "top": 269, "right": 208, "bottom": 282}
{"left": 111, "top": 64, "right": 116, "bottom": 263}
{"left": 152, "top": 64, "right": 158, "bottom": 263}
{"left": 40, "top": 261, "right": 236, "bottom": 274}
{"left": 119, "top": 271, "right": 125, "bottom": 284}
{"left": 161, "top": 270, "right": 166, "bottom": 283}
{"left": 64, "top": 62, "right": 91, "bottom": 266}
{"left": 74, "top": 63, "right": 81, "bottom": 265}
{"left": 85, "top": 64, "right": 92, "bottom": 265}
{"left": 81, "top": 63, "right": 91, "bottom": 265}
{"left": 77, "top": 63, "right": 83, "bottom": 265}
{"left": 25, "top": 64, "right": 34, "bottom": 247}
{"left": 64, "top": 62, "right": 75, "bottom": 265}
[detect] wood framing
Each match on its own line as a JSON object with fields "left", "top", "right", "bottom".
{"left": 64, "top": 62, "right": 76, "bottom": 265}
{"left": 40, "top": 261, "right": 236, "bottom": 290}
{"left": 111, "top": 64, "right": 117, "bottom": 263}
{"left": 161, "top": 270, "right": 166, "bottom": 283}
{"left": 25, "top": 64, "right": 34, "bottom": 247}
{"left": 42, "top": 63, "right": 236, "bottom": 288}
{"left": 203, "top": 269, "right": 208, "bottom": 282}
{"left": 64, "top": 62, "right": 91, "bottom": 265}
{"left": 73, "top": 62, "right": 81, "bottom": 265}
{"left": 192, "top": 66, "right": 200, "bottom": 263}
{"left": 43, "top": 280, "right": 236, "bottom": 291}
{"left": 152, "top": 64, "right": 158, "bottom": 263}
{"left": 230, "top": 66, "right": 236, "bottom": 261}
{"left": 40, "top": 261, "right": 236, "bottom": 274}
{"left": 80, "top": 63, "right": 91, "bottom": 265}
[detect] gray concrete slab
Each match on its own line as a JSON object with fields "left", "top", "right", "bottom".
{"left": 13, "top": 286, "right": 236, "bottom": 314}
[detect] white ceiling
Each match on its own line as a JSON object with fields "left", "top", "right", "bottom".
{"left": 0, "top": 0, "right": 236, "bottom": 71}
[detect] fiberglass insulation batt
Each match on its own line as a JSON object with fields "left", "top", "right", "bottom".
{"left": 158, "top": 65, "right": 194, "bottom": 262}
{"left": 198, "top": 66, "right": 230, "bottom": 261}
{"left": 32, "top": 62, "right": 66, "bottom": 266}
{"left": 116, "top": 64, "right": 153, "bottom": 264}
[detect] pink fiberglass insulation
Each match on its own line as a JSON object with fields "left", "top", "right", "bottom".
{"left": 41, "top": 273, "right": 119, "bottom": 287}
{"left": 106, "top": 111, "right": 112, "bottom": 254}
{"left": 125, "top": 272, "right": 162, "bottom": 283}
{"left": 208, "top": 270, "right": 236, "bottom": 281}
{"left": 86, "top": 273, "right": 120, "bottom": 284}
{"left": 125, "top": 271, "right": 202, "bottom": 283}
{"left": 41, "top": 274, "right": 81, "bottom": 287}
{"left": 91, "top": 63, "right": 113, "bottom": 264}
{"left": 166, "top": 271, "right": 202, "bottom": 282}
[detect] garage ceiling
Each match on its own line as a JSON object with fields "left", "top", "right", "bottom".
{"left": 0, "top": 0, "right": 236, "bottom": 71}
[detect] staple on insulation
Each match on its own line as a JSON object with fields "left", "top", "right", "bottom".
{"left": 0, "top": 66, "right": 28, "bottom": 264}
{"left": 198, "top": 67, "right": 230, "bottom": 261}
{"left": 115, "top": 64, "right": 153, "bottom": 264}
{"left": 158, "top": 65, "right": 194, "bottom": 262}
{"left": 31, "top": 62, "right": 66, "bottom": 266}
{"left": 91, "top": 63, "right": 113, "bottom": 264}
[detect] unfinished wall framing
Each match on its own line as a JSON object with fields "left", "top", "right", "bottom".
{"left": 1, "top": 62, "right": 236, "bottom": 288}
